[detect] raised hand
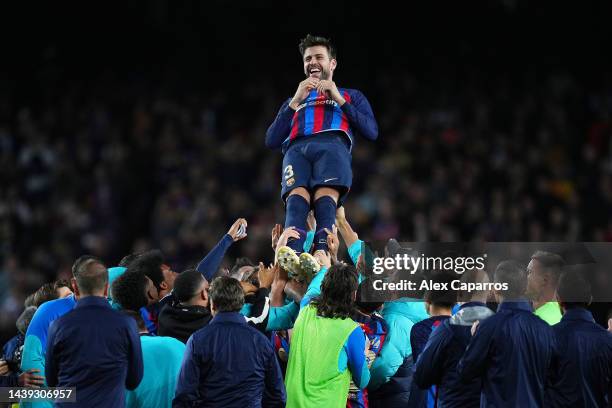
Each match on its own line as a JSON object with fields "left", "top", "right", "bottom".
{"left": 258, "top": 262, "right": 275, "bottom": 289}
{"left": 314, "top": 250, "right": 331, "bottom": 269}
{"left": 227, "top": 218, "right": 248, "bottom": 242}
{"left": 276, "top": 226, "right": 300, "bottom": 252}
{"left": 324, "top": 225, "right": 339, "bottom": 263}
{"left": 271, "top": 224, "right": 283, "bottom": 250}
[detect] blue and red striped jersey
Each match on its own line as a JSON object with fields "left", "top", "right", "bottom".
{"left": 266, "top": 87, "right": 378, "bottom": 154}
{"left": 347, "top": 312, "right": 387, "bottom": 408}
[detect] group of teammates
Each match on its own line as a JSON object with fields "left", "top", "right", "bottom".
{"left": 1, "top": 206, "right": 611, "bottom": 408}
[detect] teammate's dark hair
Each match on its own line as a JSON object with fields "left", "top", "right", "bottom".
{"left": 32, "top": 282, "right": 59, "bottom": 307}
{"left": 24, "top": 293, "right": 36, "bottom": 308}
{"left": 313, "top": 263, "right": 358, "bottom": 319}
{"left": 299, "top": 34, "right": 336, "bottom": 59}
{"left": 458, "top": 268, "right": 489, "bottom": 302}
{"left": 119, "top": 252, "right": 141, "bottom": 268}
{"left": 174, "top": 269, "right": 205, "bottom": 303}
{"left": 111, "top": 271, "right": 149, "bottom": 311}
{"left": 355, "top": 282, "right": 383, "bottom": 314}
{"left": 494, "top": 260, "right": 527, "bottom": 299}
{"left": 127, "top": 249, "right": 165, "bottom": 290}
{"left": 209, "top": 276, "right": 244, "bottom": 313}
{"left": 531, "top": 251, "right": 565, "bottom": 283}
{"left": 557, "top": 269, "right": 591, "bottom": 309}
{"left": 16, "top": 306, "right": 37, "bottom": 335}
{"left": 424, "top": 271, "right": 457, "bottom": 308}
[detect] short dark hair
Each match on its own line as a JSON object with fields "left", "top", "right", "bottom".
{"left": 111, "top": 271, "right": 149, "bottom": 311}
{"left": 531, "top": 251, "right": 565, "bottom": 283}
{"left": 16, "top": 306, "right": 37, "bottom": 335}
{"left": 121, "top": 309, "right": 147, "bottom": 332}
{"left": 424, "top": 271, "right": 457, "bottom": 308}
{"left": 31, "top": 279, "right": 72, "bottom": 307}
{"left": 299, "top": 34, "right": 336, "bottom": 59}
{"left": 24, "top": 293, "right": 36, "bottom": 308}
{"left": 72, "top": 257, "right": 107, "bottom": 295}
{"left": 32, "top": 282, "right": 59, "bottom": 307}
{"left": 119, "top": 252, "right": 140, "bottom": 268}
{"left": 313, "top": 263, "right": 358, "bottom": 319}
{"left": 72, "top": 255, "right": 100, "bottom": 277}
{"left": 127, "top": 250, "right": 165, "bottom": 290}
{"left": 355, "top": 282, "right": 383, "bottom": 314}
{"left": 458, "top": 269, "right": 489, "bottom": 302}
{"left": 495, "top": 260, "right": 527, "bottom": 299}
{"left": 209, "top": 276, "right": 244, "bottom": 313}
{"left": 557, "top": 269, "right": 592, "bottom": 309}
{"left": 174, "top": 269, "right": 205, "bottom": 303}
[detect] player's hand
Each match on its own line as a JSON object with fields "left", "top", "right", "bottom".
{"left": 316, "top": 80, "right": 345, "bottom": 105}
{"left": 276, "top": 226, "right": 300, "bottom": 252}
{"left": 271, "top": 224, "right": 283, "bottom": 250}
{"left": 258, "top": 262, "right": 276, "bottom": 289}
{"left": 18, "top": 369, "right": 45, "bottom": 388}
{"left": 324, "top": 225, "right": 339, "bottom": 262}
{"left": 271, "top": 263, "right": 288, "bottom": 293}
{"left": 0, "top": 360, "right": 9, "bottom": 376}
{"left": 314, "top": 250, "right": 331, "bottom": 269}
{"left": 290, "top": 78, "right": 320, "bottom": 110}
{"left": 608, "top": 318, "right": 612, "bottom": 333}
{"left": 227, "top": 218, "right": 248, "bottom": 242}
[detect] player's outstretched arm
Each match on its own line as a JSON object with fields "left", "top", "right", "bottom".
{"left": 196, "top": 218, "right": 247, "bottom": 281}
{"left": 341, "top": 90, "right": 378, "bottom": 141}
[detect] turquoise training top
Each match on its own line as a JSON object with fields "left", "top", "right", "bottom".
{"left": 126, "top": 335, "right": 186, "bottom": 408}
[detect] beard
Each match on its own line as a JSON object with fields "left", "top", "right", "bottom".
{"left": 306, "top": 64, "right": 331, "bottom": 80}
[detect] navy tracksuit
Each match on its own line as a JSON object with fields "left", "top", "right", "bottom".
{"left": 547, "top": 307, "right": 612, "bottom": 407}
{"left": 457, "top": 300, "right": 555, "bottom": 407}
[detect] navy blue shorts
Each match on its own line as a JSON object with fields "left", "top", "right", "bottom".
{"left": 280, "top": 132, "right": 352, "bottom": 204}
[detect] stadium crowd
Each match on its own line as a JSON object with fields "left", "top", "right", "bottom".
{"left": 0, "top": 210, "right": 611, "bottom": 407}
{"left": 3, "top": 67, "right": 612, "bottom": 339}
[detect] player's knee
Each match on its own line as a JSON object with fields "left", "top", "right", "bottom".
{"left": 313, "top": 187, "right": 339, "bottom": 203}
{"left": 288, "top": 187, "right": 311, "bottom": 203}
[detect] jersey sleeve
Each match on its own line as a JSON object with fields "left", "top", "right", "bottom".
{"left": 341, "top": 90, "right": 378, "bottom": 141}
{"left": 195, "top": 233, "right": 233, "bottom": 281}
{"left": 265, "top": 99, "right": 294, "bottom": 149}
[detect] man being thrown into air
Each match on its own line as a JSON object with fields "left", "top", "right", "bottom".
{"left": 266, "top": 34, "right": 378, "bottom": 280}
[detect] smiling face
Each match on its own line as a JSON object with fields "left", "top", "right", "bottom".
{"left": 303, "top": 45, "right": 337, "bottom": 81}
